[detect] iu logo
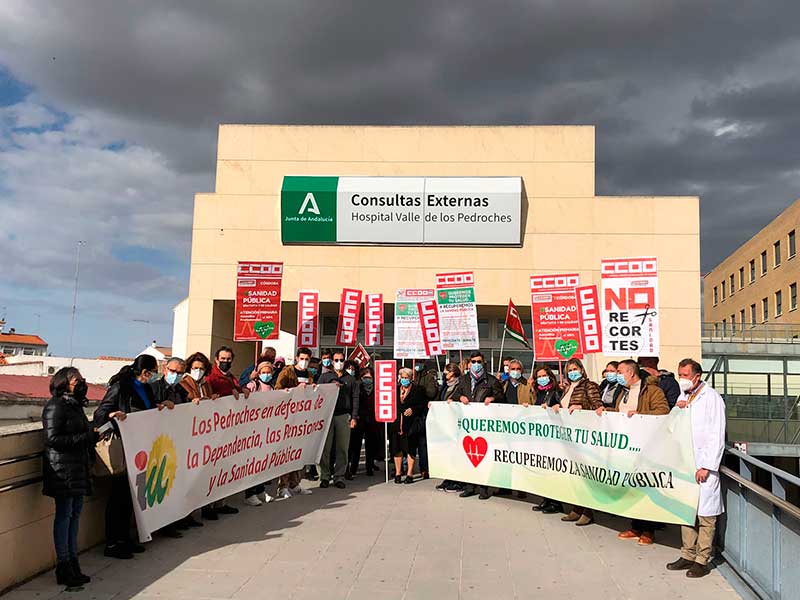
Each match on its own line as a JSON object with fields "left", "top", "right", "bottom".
{"left": 298, "top": 192, "right": 320, "bottom": 215}
{"left": 134, "top": 434, "right": 177, "bottom": 511}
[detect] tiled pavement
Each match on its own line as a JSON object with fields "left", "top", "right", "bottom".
{"left": 5, "top": 476, "right": 741, "bottom": 600}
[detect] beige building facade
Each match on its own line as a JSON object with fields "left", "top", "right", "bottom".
{"left": 184, "top": 125, "right": 700, "bottom": 377}
{"left": 704, "top": 199, "right": 800, "bottom": 337}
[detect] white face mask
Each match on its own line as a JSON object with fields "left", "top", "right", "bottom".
{"left": 333, "top": 360, "right": 344, "bottom": 370}
{"left": 678, "top": 378, "right": 695, "bottom": 393}
{"left": 296, "top": 359, "right": 309, "bottom": 370}
{"left": 190, "top": 368, "right": 204, "bottom": 382}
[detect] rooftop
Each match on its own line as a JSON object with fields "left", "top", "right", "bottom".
{"left": 0, "top": 374, "right": 106, "bottom": 403}
{"left": 0, "top": 333, "right": 47, "bottom": 346}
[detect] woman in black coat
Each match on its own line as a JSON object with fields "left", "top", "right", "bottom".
{"left": 390, "top": 367, "right": 428, "bottom": 484}
{"left": 528, "top": 365, "right": 564, "bottom": 514}
{"left": 42, "top": 367, "right": 97, "bottom": 588}
{"left": 93, "top": 354, "right": 162, "bottom": 559}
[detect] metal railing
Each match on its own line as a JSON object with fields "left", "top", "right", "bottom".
{"left": 720, "top": 447, "right": 800, "bottom": 599}
{"left": 702, "top": 322, "right": 800, "bottom": 343}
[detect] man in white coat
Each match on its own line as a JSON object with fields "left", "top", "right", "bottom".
{"left": 666, "top": 358, "right": 726, "bottom": 579}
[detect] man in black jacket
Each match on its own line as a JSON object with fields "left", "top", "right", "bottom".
{"left": 413, "top": 360, "right": 438, "bottom": 478}
{"left": 454, "top": 351, "right": 504, "bottom": 500}
{"left": 318, "top": 351, "right": 360, "bottom": 488}
{"left": 638, "top": 356, "right": 680, "bottom": 409}
{"left": 150, "top": 358, "right": 189, "bottom": 406}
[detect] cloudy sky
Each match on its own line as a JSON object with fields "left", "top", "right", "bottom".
{"left": 1, "top": 1, "right": 799, "bottom": 357}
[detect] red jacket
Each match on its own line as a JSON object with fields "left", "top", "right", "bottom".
{"left": 205, "top": 364, "right": 242, "bottom": 397}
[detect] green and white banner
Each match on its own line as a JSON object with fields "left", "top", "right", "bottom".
{"left": 281, "top": 176, "right": 521, "bottom": 246}
{"left": 427, "top": 403, "right": 700, "bottom": 525}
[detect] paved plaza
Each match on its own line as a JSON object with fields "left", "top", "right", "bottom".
{"left": 7, "top": 476, "right": 740, "bottom": 600}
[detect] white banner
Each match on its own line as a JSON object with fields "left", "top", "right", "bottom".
{"left": 601, "top": 257, "right": 659, "bottom": 356}
{"left": 436, "top": 271, "right": 479, "bottom": 350}
{"left": 393, "top": 288, "right": 434, "bottom": 359}
{"left": 117, "top": 384, "right": 338, "bottom": 542}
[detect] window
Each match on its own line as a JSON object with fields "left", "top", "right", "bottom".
{"left": 790, "top": 230, "right": 796, "bottom": 258}
{"left": 750, "top": 304, "right": 756, "bottom": 327}
{"left": 730, "top": 314, "right": 736, "bottom": 334}
{"left": 322, "top": 316, "right": 338, "bottom": 336}
{"left": 775, "top": 241, "right": 782, "bottom": 267}
{"left": 749, "top": 259, "right": 756, "bottom": 283}
{"left": 792, "top": 283, "right": 798, "bottom": 311}
{"left": 761, "top": 251, "right": 768, "bottom": 275}
{"left": 776, "top": 290, "right": 783, "bottom": 316}
{"left": 762, "top": 297, "right": 769, "bottom": 322}
{"left": 721, "top": 280, "right": 727, "bottom": 300}
{"left": 714, "top": 322, "right": 719, "bottom": 337}
{"left": 729, "top": 274, "right": 735, "bottom": 295}
{"left": 740, "top": 308, "right": 746, "bottom": 328}
{"left": 721, "top": 319, "right": 727, "bottom": 336}
{"left": 739, "top": 267, "right": 745, "bottom": 289}
{"left": 713, "top": 286, "right": 718, "bottom": 305}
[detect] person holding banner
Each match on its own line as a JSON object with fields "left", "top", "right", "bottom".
{"left": 390, "top": 368, "right": 428, "bottom": 484}
{"left": 434, "top": 363, "right": 464, "bottom": 493}
{"left": 602, "top": 359, "right": 669, "bottom": 545}
{"left": 180, "top": 352, "right": 218, "bottom": 402}
{"left": 554, "top": 358, "right": 601, "bottom": 525}
{"left": 94, "top": 354, "right": 164, "bottom": 559}
{"left": 667, "top": 358, "right": 726, "bottom": 579}
{"left": 529, "top": 365, "right": 564, "bottom": 513}
{"left": 414, "top": 360, "right": 437, "bottom": 479}
{"left": 455, "top": 351, "right": 504, "bottom": 500}
{"left": 598, "top": 361, "right": 620, "bottom": 407}
{"left": 318, "top": 351, "right": 359, "bottom": 488}
{"left": 242, "top": 361, "right": 277, "bottom": 506}
{"left": 501, "top": 360, "right": 533, "bottom": 405}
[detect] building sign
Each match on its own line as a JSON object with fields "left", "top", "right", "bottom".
{"left": 575, "top": 285, "right": 603, "bottom": 354}
{"left": 335, "top": 288, "right": 363, "bottom": 346}
{"left": 281, "top": 176, "right": 522, "bottom": 246}
{"left": 364, "top": 293, "right": 384, "bottom": 347}
{"left": 374, "top": 360, "right": 397, "bottom": 423}
{"left": 296, "top": 290, "right": 320, "bottom": 352}
{"left": 393, "top": 289, "right": 435, "bottom": 359}
{"left": 436, "top": 271, "right": 479, "bottom": 350}
{"left": 530, "top": 273, "right": 583, "bottom": 361}
{"left": 234, "top": 262, "right": 283, "bottom": 341}
{"left": 601, "top": 257, "right": 659, "bottom": 356}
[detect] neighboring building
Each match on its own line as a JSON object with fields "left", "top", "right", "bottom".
{"left": 139, "top": 342, "right": 173, "bottom": 362}
{"left": 0, "top": 355, "right": 131, "bottom": 385}
{"left": 0, "top": 321, "right": 48, "bottom": 357}
{"left": 180, "top": 125, "right": 701, "bottom": 377}
{"left": 703, "top": 199, "right": 800, "bottom": 338}
{"left": 0, "top": 374, "right": 106, "bottom": 426}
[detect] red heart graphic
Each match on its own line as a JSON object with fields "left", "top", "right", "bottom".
{"left": 462, "top": 436, "right": 488, "bottom": 468}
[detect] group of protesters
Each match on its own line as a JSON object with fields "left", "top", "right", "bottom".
{"left": 40, "top": 343, "right": 725, "bottom": 588}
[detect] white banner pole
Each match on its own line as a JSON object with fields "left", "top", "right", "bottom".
{"left": 384, "top": 422, "right": 389, "bottom": 484}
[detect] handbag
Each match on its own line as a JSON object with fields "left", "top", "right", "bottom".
{"left": 93, "top": 434, "right": 126, "bottom": 477}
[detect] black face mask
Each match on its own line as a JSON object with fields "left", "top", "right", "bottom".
{"left": 218, "top": 361, "right": 232, "bottom": 373}
{"left": 73, "top": 380, "right": 88, "bottom": 400}
{"left": 362, "top": 378, "right": 374, "bottom": 391}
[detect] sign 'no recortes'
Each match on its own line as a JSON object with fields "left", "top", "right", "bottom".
{"left": 281, "top": 176, "right": 522, "bottom": 246}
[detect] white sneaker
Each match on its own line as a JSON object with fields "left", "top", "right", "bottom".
{"left": 244, "top": 495, "right": 262, "bottom": 506}
{"left": 257, "top": 491, "right": 275, "bottom": 504}
{"left": 279, "top": 488, "right": 293, "bottom": 499}
{"left": 290, "top": 485, "right": 312, "bottom": 496}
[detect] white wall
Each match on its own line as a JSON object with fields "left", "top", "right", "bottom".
{"left": 171, "top": 298, "right": 189, "bottom": 360}
{"left": 0, "top": 356, "right": 128, "bottom": 385}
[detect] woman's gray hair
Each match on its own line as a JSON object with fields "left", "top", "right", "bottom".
{"left": 398, "top": 367, "right": 414, "bottom": 379}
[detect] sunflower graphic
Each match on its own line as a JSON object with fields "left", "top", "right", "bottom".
{"left": 145, "top": 434, "right": 177, "bottom": 507}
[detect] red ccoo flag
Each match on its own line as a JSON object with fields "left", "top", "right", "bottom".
{"left": 504, "top": 298, "right": 531, "bottom": 349}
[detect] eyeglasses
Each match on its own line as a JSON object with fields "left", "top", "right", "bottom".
{"left": 470, "top": 360, "right": 483, "bottom": 364}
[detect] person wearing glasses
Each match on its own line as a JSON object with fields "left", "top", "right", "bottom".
{"left": 453, "top": 351, "right": 504, "bottom": 500}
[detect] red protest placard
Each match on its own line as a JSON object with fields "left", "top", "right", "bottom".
{"left": 375, "top": 360, "right": 397, "bottom": 423}
{"left": 296, "top": 290, "right": 320, "bottom": 352}
{"left": 575, "top": 285, "right": 603, "bottom": 354}
{"left": 530, "top": 273, "right": 583, "bottom": 361}
{"left": 348, "top": 343, "right": 370, "bottom": 368}
{"left": 336, "top": 288, "right": 363, "bottom": 346}
{"left": 234, "top": 262, "right": 283, "bottom": 341}
{"left": 418, "top": 299, "right": 444, "bottom": 357}
{"left": 364, "top": 293, "right": 384, "bottom": 347}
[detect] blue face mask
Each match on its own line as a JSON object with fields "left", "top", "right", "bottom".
{"left": 400, "top": 378, "right": 411, "bottom": 387}
{"left": 605, "top": 372, "right": 617, "bottom": 384}
{"left": 322, "top": 358, "right": 332, "bottom": 367}
{"left": 509, "top": 370, "right": 522, "bottom": 380}
{"left": 259, "top": 373, "right": 273, "bottom": 383}
{"left": 165, "top": 372, "right": 180, "bottom": 386}
{"left": 309, "top": 367, "right": 318, "bottom": 376}
{"left": 567, "top": 370, "right": 582, "bottom": 382}
{"left": 536, "top": 376, "right": 551, "bottom": 387}
{"left": 470, "top": 362, "right": 484, "bottom": 375}
{"left": 414, "top": 364, "right": 423, "bottom": 372}
{"left": 147, "top": 372, "right": 160, "bottom": 384}
{"left": 616, "top": 373, "right": 627, "bottom": 386}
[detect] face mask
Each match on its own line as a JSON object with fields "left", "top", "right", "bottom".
{"left": 616, "top": 373, "right": 627, "bottom": 386}
{"left": 72, "top": 380, "right": 88, "bottom": 400}
{"left": 334, "top": 360, "right": 344, "bottom": 370}
{"left": 259, "top": 373, "right": 273, "bottom": 384}
{"left": 165, "top": 372, "right": 180, "bottom": 386}
{"left": 605, "top": 372, "right": 617, "bottom": 383}
{"left": 503, "top": 365, "right": 510, "bottom": 374}
{"left": 470, "top": 362, "right": 484, "bottom": 375}
{"left": 218, "top": 361, "right": 232, "bottom": 373}
{"left": 509, "top": 370, "right": 522, "bottom": 380}
{"left": 346, "top": 368, "right": 356, "bottom": 377}
{"left": 147, "top": 371, "right": 160, "bottom": 384}
{"left": 296, "top": 359, "right": 309, "bottom": 370}
{"left": 190, "top": 368, "right": 204, "bottom": 381}
{"left": 414, "top": 364, "right": 423, "bottom": 372}
{"left": 567, "top": 370, "right": 582, "bottom": 382}
{"left": 400, "top": 378, "right": 411, "bottom": 387}
{"left": 678, "top": 378, "right": 694, "bottom": 393}
{"left": 362, "top": 377, "right": 374, "bottom": 390}
{"left": 309, "top": 367, "right": 318, "bottom": 376}
{"left": 322, "top": 358, "right": 332, "bottom": 367}
{"left": 536, "top": 376, "right": 550, "bottom": 387}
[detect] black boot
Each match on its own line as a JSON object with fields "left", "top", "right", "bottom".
{"left": 69, "top": 558, "right": 91, "bottom": 584}
{"left": 55, "top": 561, "right": 84, "bottom": 588}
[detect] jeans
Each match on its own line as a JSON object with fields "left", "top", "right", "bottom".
{"left": 54, "top": 495, "right": 84, "bottom": 562}
{"left": 320, "top": 414, "right": 351, "bottom": 482}
{"left": 106, "top": 474, "right": 133, "bottom": 544}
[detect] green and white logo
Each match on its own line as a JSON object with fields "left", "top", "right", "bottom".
{"left": 281, "top": 176, "right": 337, "bottom": 243}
